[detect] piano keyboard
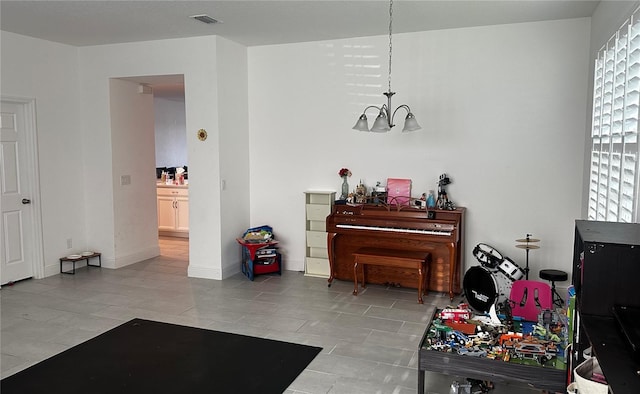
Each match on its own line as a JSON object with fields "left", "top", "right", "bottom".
{"left": 336, "top": 224, "right": 452, "bottom": 236}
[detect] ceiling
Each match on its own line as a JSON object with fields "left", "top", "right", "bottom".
{"left": 1, "top": 1, "right": 602, "bottom": 97}
{"left": 1, "top": 1, "right": 601, "bottom": 48}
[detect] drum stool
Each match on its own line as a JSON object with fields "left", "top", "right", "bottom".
{"left": 538, "top": 269, "right": 567, "bottom": 307}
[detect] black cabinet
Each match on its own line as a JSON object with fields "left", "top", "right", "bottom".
{"left": 572, "top": 220, "right": 640, "bottom": 316}
{"left": 571, "top": 220, "right": 640, "bottom": 393}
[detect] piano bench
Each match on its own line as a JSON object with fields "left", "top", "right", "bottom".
{"left": 352, "top": 247, "right": 431, "bottom": 304}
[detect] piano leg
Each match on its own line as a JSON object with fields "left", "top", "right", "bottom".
{"left": 353, "top": 261, "right": 359, "bottom": 296}
{"left": 447, "top": 242, "right": 456, "bottom": 301}
{"left": 423, "top": 254, "right": 430, "bottom": 299}
{"left": 417, "top": 263, "right": 424, "bottom": 304}
{"left": 327, "top": 232, "right": 337, "bottom": 287}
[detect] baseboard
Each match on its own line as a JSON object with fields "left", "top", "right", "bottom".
{"left": 159, "top": 230, "right": 189, "bottom": 238}
{"left": 44, "top": 263, "right": 64, "bottom": 278}
{"left": 221, "top": 262, "right": 241, "bottom": 279}
{"left": 188, "top": 264, "right": 222, "bottom": 280}
{"left": 283, "top": 258, "right": 303, "bottom": 272}
{"left": 112, "top": 245, "right": 161, "bottom": 269}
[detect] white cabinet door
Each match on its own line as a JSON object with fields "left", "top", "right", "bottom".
{"left": 157, "top": 196, "right": 176, "bottom": 231}
{"left": 175, "top": 196, "right": 189, "bottom": 232}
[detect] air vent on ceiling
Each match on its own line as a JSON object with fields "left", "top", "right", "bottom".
{"left": 189, "top": 14, "right": 220, "bottom": 24}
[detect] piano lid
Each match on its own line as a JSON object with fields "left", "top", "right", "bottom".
{"left": 330, "top": 203, "right": 464, "bottom": 221}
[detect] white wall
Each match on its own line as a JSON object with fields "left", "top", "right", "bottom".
{"left": 248, "top": 18, "right": 591, "bottom": 286}
{"left": 0, "top": 32, "right": 85, "bottom": 277}
{"left": 109, "top": 78, "right": 159, "bottom": 265}
{"left": 77, "top": 36, "right": 247, "bottom": 277}
{"left": 216, "top": 38, "right": 251, "bottom": 277}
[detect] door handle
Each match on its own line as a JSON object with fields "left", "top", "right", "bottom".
{"left": 22, "top": 198, "right": 31, "bottom": 204}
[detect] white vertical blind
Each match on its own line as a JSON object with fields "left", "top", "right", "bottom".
{"left": 589, "top": 8, "right": 640, "bottom": 223}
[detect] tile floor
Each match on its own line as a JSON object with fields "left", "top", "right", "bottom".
{"left": 1, "top": 237, "right": 544, "bottom": 393}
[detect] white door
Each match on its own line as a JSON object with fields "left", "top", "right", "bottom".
{"left": 0, "top": 100, "right": 36, "bottom": 285}
{"left": 175, "top": 196, "right": 189, "bottom": 232}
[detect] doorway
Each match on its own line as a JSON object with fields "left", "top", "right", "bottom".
{"left": 0, "top": 98, "right": 44, "bottom": 285}
{"left": 152, "top": 77, "right": 189, "bottom": 241}
{"left": 119, "top": 75, "right": 188, "bottom": 258}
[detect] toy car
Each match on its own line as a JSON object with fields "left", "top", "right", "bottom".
{"left": 513, "top": 340, "right": 557, "bottom": 364}
{"left": 457, "top": 347, "right": 487, "bottom": 357}
{"left": 440, "top": 308, "right": 471, "bottom": 321}
{"left": 449, "top": 330, "right": 472, "bottom": 346}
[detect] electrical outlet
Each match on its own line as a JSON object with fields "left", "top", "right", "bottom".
{"left": 120, "top": 175, "right": 131, "bottom": 185}
{"left": 66, "top": 238, "right": 72, "bottom": 249}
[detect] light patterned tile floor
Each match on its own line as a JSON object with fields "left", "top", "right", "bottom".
{"left": 1, "top": 237, "right": 545, "bottom": 393}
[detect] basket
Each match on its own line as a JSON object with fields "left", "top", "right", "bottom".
{"left": 574, "top": 357, "right": 608, "bottom": 394}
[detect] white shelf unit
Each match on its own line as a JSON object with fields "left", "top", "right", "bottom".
{"left": 304, "top": 191, "right": 335, "bottom": 278}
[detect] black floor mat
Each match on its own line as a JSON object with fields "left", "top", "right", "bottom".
{"left": 1, "top": 318, "right": 322, "bottom": 394}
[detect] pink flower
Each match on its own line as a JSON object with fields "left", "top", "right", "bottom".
{"left": 338, "top": 168, "right": 352, "bottom": 177}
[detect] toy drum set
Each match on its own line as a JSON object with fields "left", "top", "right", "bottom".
{"left": 464, "top": 243, "right": 525, "bottom": 313}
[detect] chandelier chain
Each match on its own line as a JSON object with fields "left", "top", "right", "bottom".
{"left": 388, "top": 0, "right": 393, "bottom": 93}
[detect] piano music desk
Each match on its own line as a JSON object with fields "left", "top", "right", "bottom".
{"left": 353, "top": 247, "right": 431, "bottom": 304}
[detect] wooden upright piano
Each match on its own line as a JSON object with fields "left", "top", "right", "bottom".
{"left": 326, "top": 203, "right": 465, "bottom": 300}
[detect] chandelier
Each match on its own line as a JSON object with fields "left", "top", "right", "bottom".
{"left": 352, "top": 0, "right": 421, "bottom": 133}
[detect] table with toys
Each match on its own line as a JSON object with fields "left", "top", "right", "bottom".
{"left": 418, "top": 302, "right": 568, "bottom": 393}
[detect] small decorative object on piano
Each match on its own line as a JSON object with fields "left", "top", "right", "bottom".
{"left": 338, "top": 168, "right": 352, "bottom": 200}
{"left": 386, "top": 178, "right": 412, "bottom": 206}
{"left": 437, "top": 173, "right": 456, "bottom": 210}
{"left": 427, "top": 190, "right": 436, "bottom": 208}
{"left": 355, "top": 180, "right": 366, "bottom": 204}
{"left": 242, "top": 225, "right": 274, "bottom": 243}
{"left": 347, "top": 192, "right": 355, "bottom": 204}
{"left": 371, "top": 181, "right": 387, "bottom": 204}
{"left": 415, "top": 193, "right": 427, "bottom": 209}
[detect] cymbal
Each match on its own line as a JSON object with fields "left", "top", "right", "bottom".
{"left": 516, "top": 244, "right": 540, "bottom": 250}
{"left": 515, "top": 238, "right": 540, "bottom": 243}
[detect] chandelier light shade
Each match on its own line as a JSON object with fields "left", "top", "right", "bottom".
{"left": 402, "top": 112, "right": 421, "bottom": 132}
{"left": 371, "top": 112, "right": 391, "bottom": 132}
{"left": 352, "top": 0, "right": 421, "bottom": 133}
{"left": 352, "top": 115, "right": 371, "bottom": 132}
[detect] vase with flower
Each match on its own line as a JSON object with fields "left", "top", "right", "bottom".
{"left": 338, "top": 168, "right": 352, "bottom": 200}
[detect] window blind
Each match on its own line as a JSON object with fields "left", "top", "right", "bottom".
{"left": 589, "top": 8, "right": 640, "bottom": 223}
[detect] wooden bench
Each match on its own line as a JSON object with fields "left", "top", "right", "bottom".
{"left": 352, "top": 247, "right": 431, "bottom": 304}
